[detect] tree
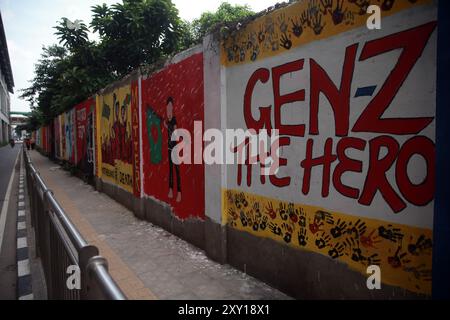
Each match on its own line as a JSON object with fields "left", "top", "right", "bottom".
{"left": 21, "top": 0, "right": 185, "bottom": 128}
{"left": 20, "top": 1, "right": 255, "bottom": 130}
{"left": 190, "top": 2, "right": 254, "bottom": 43}
{"left": 90, "top": 0, "right": 185, "bottom": 75}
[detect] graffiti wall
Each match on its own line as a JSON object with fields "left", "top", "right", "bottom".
{"left": 54, "top": 116, "right": 62, "bottom": 159}
{"left": 75, "top": 98, "right": 96, "bottom": 176}
{"left": 220, "top": 0, "right": 437, "bottom": 295}
{"left": 96, "top": 84, "right": 134, "bottom": 193}
{"left": 141, "top": 52, "right": 205, "bottom": 220}
{"left": 64, "top": 109, "right": 76, "bottom": 163}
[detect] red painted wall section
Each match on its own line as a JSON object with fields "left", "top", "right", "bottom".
{"left": 141, "top": 52, "right": 205, "bottom": 220}
{"left": 75, "top": 98, "right": 96, "bottom": 175}
{"left": 131, "top": 81, "right": 141, "bottom": 197}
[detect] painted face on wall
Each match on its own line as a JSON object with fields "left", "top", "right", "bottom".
{"left": 166, "top": 100, "right": 173, "bottom": 120}
{"left": 121, "top": 105, "right": 126, "bottom": 123}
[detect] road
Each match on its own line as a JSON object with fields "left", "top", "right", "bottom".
{"left": 0, "top": 143, "right": 20, "bottom": 202}
{"left": 0, "top": 143, "right": 20, "bottom": 299}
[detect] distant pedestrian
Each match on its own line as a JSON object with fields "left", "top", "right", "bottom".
{"left": 30, "top": 137, "right": 36, "bottom": 150}
{"left": 25, "top": 138, "right": 31, "bottom": 150}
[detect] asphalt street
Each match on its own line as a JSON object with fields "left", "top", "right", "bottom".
{"left": 0, "top": 143, "right": 20, "bottom": 299}
{"left": 0, "top": 143, "right": 20, "bottom": 202}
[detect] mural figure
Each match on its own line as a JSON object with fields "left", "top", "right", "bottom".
{"left": 165, "top": 97, "right": 182, "bottom": 202}
{"left": 145, "top": 106, "right": 163, "bottom": 165}
{"left": 101, "top": 92, "right": 132, "bottom": 166}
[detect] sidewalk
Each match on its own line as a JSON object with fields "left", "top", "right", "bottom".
{"left": 28, "top": 150, "right": 290, "bottom": 300}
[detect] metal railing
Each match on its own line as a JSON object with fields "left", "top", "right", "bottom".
{"left": 23, "top": 147, "right": 127, "bottom": 300}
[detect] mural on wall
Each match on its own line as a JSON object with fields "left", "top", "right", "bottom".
{"left": 221, "top": 1, "right": 437, "bottom": 295}
{"left": 131, "top": 81, "right": 141, "bottom": 197}
{"left": 75, "top": 98, "right": 96, "bottom": 177}
{"left": 221, "top": 0, "right": 432, "bottom": 65}
{"left": 64, "top": 109, "right": 76, "bottom": 163}
{"left": 36, "top": 125, "right": 51, "bottom": 153}
{"left": 96, "top": 85, "right": 134, "bottom": 193}
{"left": 60, "top": 114, "right": 66, "bottom": 160}
{"left": 54, "top": 116, "right": 61, "bottom": 159}
{"left": 141, "top": 53, "right": 205, "bottom": 220}
{"left": 224, "top": 189, "right": 433, "bottom": 294}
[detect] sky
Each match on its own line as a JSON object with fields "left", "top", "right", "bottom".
{"left": 0, "top": 0, "right": 280, "bottom": 113}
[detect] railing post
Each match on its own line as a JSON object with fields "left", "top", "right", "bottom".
{"left": 85, "top": 256, "right": 127, "bottom": 300}
{"left": 23, "top": 149, "right": 127, "bottom": 300}
{"left": 79, "top": 245, "right": 100, "bottom": 299}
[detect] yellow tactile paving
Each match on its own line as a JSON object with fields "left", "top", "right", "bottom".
{"left": 35, "top": 164, "right": 157, "bottom": 300}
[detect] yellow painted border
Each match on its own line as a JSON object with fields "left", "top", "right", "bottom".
{"left": 221, "top": 0, "right": 432, "bottom": 66}
{"left": 96, "top": 85, "right": 134, "bottom": 193}
{"left": 222, "top": 189, "right": 432, "bottom": 295}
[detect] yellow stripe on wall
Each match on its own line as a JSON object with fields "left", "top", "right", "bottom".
{"left": 220, "top": 0, "right": 432, "bottom": 66}
{"left": 222, "top": 189, "right": 433, "bottom": 295}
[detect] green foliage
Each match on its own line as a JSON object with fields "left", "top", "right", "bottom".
{"left": 190, "top": 2, "right": 254, "bottom": 43}
{"left": 20, "top": 1, "right": 255, "bottom": 130}
{"left": 90, "top": 0, "right": 185, "bottom": 75}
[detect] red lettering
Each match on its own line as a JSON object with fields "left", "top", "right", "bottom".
{"left": 309, "top": 44, "right": 358, "bottom": 136}
{"left": 272, "top": 60, "right": 306, "bottom": 136}
{"left": 269, "top": 137, "right": 291, "bottom": 187}
{"left": 244, "top": 68, "right": 273, "bottom": 134}
{"left": 353, "top": 22, "right": 436, "bottom": 134}
{"left": 359, "top": 136, "right": 406, "bottom": 213}
{"left": 333, "top": 137, "right": 366, "bottom": 199}
{"left": 396, "top": 136, "right": 435, "bottom": 206}
{"left": 300, "top": 138, "right": 337, "bottom": 197}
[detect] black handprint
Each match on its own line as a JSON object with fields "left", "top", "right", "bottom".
{"left": 279, "top": 203, "right": 288, "bottom": 221}
{"left": 381, "top": 0, "right": 395, "bottom": 11}
{"left": 301, "top": 10, "right": 311, "bottom": 27}
{"left": 354, "top": 0, "right": 370, "bottom": 15}
{"left": 344, "top": 11, "right": 355, "bottom": 25}
{"left": 347, "top": 219, "right": 367, "bottom": 239}
{"left": 258, "top": 24, "right": 266, "bottom": 43}
{"left": 315, "top": 232, "right": 332, "bottom": 249}
{"left": 282, "top": 222, "right": 293, "bottom": 243}
{"left": 298, "top": 208, "right": 307, "bottom": 228}
{"left": 330, "top": 219, "right": 347, "bottom": 239}
{"left": 366, "top": 253, "right": 381, "bottom": 266}
{"left": 280, "top": 33, "right": 292, "bottom": 50}
{"left": 227, "top": 208, "right": 238, "bottom": 221}
{"left": 378, "top": 225, "right": 403, "bottom": 243}
{"left": 388, "top": 246, "right": 410, "bottom": 269}
{"left": 268, "top": 222, "right": 282, "bottom": 236}
{"left": 250, "top": 45, "right": 260, "bottom": 62}
{"left": 239, "top": 46, "right": 246, "bottom": 62}
{"left": 320, "top": 0, "right": 333, "bottom": 15}
{"left": 331, "top": 0, "right": 346, "bottom": 25}
{"left": 278, "top": 13, "right": 288, "bottom": 33}
{"left": 239, "top": 210, "right": 248, "bottom": 227}
{"left": 408, "top": 235, "right": 432, "bottom": 256}
{"left": 260, "top": 216, "right": 268, "bottom": 231}
{"left": 328, "top": 243, "right": 345, "bottom": 259}
{"left": 291, "top": 18, "right": 303, "bottom": 38}
{"left": 298, "top": 228, "right": 308, "bottom": 247}
{"left": 314, "top": 210, "right": 334, "bottom": 225}
{"left": 253, "top": 201, "right": 262, "bottom": 217}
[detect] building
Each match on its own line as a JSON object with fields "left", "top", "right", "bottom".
{"left": 0, "top": 11, "right": 14, "bottom": 145}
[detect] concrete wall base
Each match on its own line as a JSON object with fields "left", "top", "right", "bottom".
{"left": 204, "top": 217, "right": 227, "bottom": 264}
{"left": 225, "top": 226, "right": 427, "bottom": 300}
{"left": 143, "top": 197, "right": 205, "bottom": 250}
